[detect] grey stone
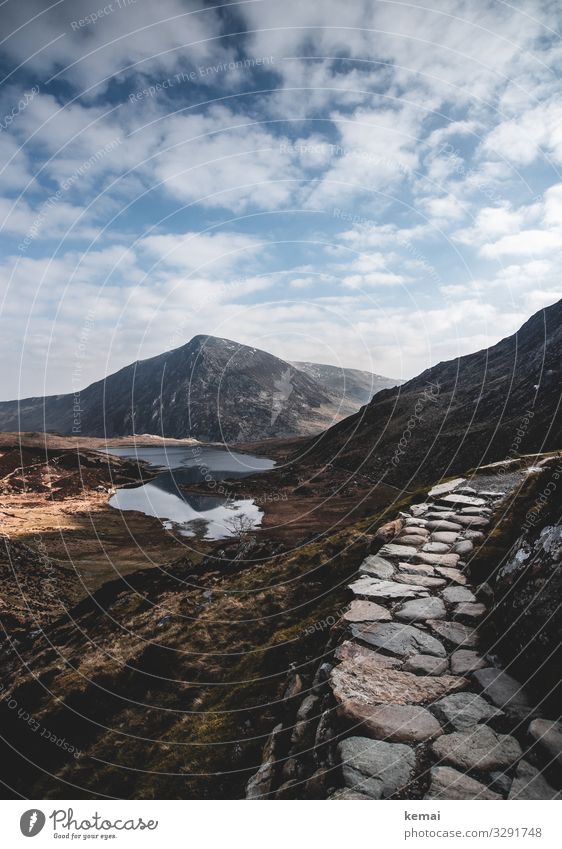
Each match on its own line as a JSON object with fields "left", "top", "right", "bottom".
{"left": 426, "top": 520, "right": 463, "bottom": 532}
{"left": 339, "top": 737, "right": 416, "bottom": 799}
{"left": 430, "top": 692, "right": 503, "bottom": 730}
{"left": 434, "top": 566, "right": 467, "bottom": 585}
{"left": 394, "top": 573, "right": 447, "bottom": 589}
{"left": 489, "top": 771, "right": 513, "bottom": 796}
{"left": 350, "top": 621, "right": 446, "bottom": 658}
{"left": 431, "top": 531, "right": 460, "bottom": 544}
{"left": 398, "top": 534, "right": 428, "bottom": 547}
{"left": 425, "top": 766, "right": 502, "bottom": 800}
{"left": 472, "top": 668, "right": 534, "bottom": 720}
{"left": 409, "top": 504, "right": 429, "bottom": 517}
{"left": 450, "top": 650, "right": 487, "bottom": 675}
{"left": 348, "top": 577, "right": 426, "bottom": 601}
{"left": 359, "top": 554, "right": 395, "bottom": 580}
{"left": 329, "top": 788, "right": 371, "bottom": 800}
{"left": 428, "top": 478, "right": 466, "bottom": 497}
{"left": 432, "top": 724, "right": 522, "bottom": 771}
{"left": 395, "top": 597, "right": 447, "bottom": 623}
{"left": 379, "top": 543, "right": 418, "bottom": 560}
{"left": 442, "top": 586, "right": 476, "bottom": 604}
{"left": 246, "top": 722, "right": 283, "bottom": 799}
{"left": 528, "top": 718, "right": 562, "bottom": 770}
{"left": 453, "top": 540, "right": 474, "bottom": 556}
{"left": 404, "top": 517, "right": 428, "bottom": 527}
{"left": 402, "top": 654, "right": 449, "bottom": 676}
{"left": 508, "top": 760, "right": 560, "bottom": 800}
{"left": 355, "top": 704, "right": 444, "bottom": 743}
{"left": 464, "top": 530, "right": 485, "bottom": 542}
{"left": 427, "top": 619, "right": 478, "bottom": 648}
{"left": 422, "top": 542, "right": 451, "bottom": 554}
{"left": 452, "top": 515, "right": 489, "bottom": 529}
{"left": 397, "top": 561, "right": 436, "bottom": 576}
{"left": 438, "top": 494, "right": 487, "bottom": 508}
{"left": 400, "top": 524, "right": 429, "bottom": 536}
{"left": 415, "top": 552, "right": 460, "bottom": 567}
{"left": 343, "top": 599, "right": 392, "bottom": 623}
{"left": 461, "top": 506, "right": 492, "bottom": 516}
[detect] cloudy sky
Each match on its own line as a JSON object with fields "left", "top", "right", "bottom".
{"left": 0, "top": 0, "right": 561, "bottom": 398}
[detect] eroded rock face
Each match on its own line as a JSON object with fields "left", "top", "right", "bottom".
{"left": 425, "top": 766, "right": 501, "bottom": 800}
{"left": 338, "top": 737, "right": 416, "bottom": 799}
{"left": 432, "top": 725, "right": 522, "bottom": 772}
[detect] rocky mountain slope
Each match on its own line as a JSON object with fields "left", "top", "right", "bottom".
{"left": 288, "top": 299, "right": 562, "bottom": 488}
{"left": 0, "top": 336, "right": 393, "bottom": 443}
{"left": 292, "top": 361, "right": 400, "bottom": 406}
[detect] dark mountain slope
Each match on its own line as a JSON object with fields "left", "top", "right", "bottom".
{"left": 290, "top": 299, "right": 562, "bottom": 487}
{"left": 292, "top": 361, "right": 401, "bottom": 405}
{"left": 0, "top": 336, "right": 391, "bottom": 442}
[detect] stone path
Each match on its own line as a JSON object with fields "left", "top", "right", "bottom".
{"left": 328, "top": 477, "right": 562, "bottom": 800}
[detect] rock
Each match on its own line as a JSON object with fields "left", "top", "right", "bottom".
{"left": 343, "top": 599, "right": 392, "bottom": 623}
{"left": 275, "top": 779, "right": 300, "bottom": 799}
{"left": 349, "top": 621, "right": 447, "bottom": 658}
{"left": 348, "top": 577, "right": 426, "bottom": 601}
{"left": 378, "top": 543, "right": 418, "bottom": 560}
{"left": 409, "top": 504, "right": 429, "bottom": 517}
{"left": 450, "top": 650, "right": 487, "bottom": 675}
{"left": 334, "top": 640, "right": 401, "bottom": 668}
{"left": 425, "top": 766, "right": 502, "bottom": 800}
{"left": 508, "top": 760, "right": 560, "bottom": 800}
{"left": 339, "top": 736, "right": 416, "bottom": 799}
{"left": 427, "top": 619, "right": 478, "bottom": 648}
{"left": 404, "top": 517, "right": 428, "bottom": 527}
{"left": 472, "top": 668, "right": 535, "bottom": 720}
{"left": 432, "top": 724, "right": 522, "bottom": 772}
{"left": 464, "top": 530, "right": 485, "bottom": 542}
{"left": 422, "top": 542, "right": 451, "bottom": 554}
{"left": 452, "top": 515, "right": 489, "bottom": 529}
{"left": 438, "top": 494, "right": 487, "bottom": 508}
{"left": 359, "top": 555, "right": 395, "bottom": 580}
{"left": 461, "top": 506, "right": 492, "bottom": 516}
{"left": 453, "top": 602, "right": 487, "bottom": 623}
{"left": 434, "top": 566, "right": 467, "bottom": 585}
{"left": 415, "top": 552, "right": 460, "bottom": 567}
{"left": 442, "top": 586, "right": 476, "bottom": 604}
{"left": 399, "top": 525, "right": 429, "bottom": 537}
{"left": 395, "top": 597, "right": 447, "bottom": 623}
{"left": 528, "top": 718, "right": 562, "bottom": 770}
{"left": 430, "top": 692, "right": 503, "bottom": 730}
{"left": 426, "top": 520, "right": 463, "bottom": 532}
{"left": 398, "top": 534, "right": 429, "bottom": 547}
{"left": 354, "top": 704, "right": 444, "bottom": 743}
{"left": 453, "top": 540, "right": 474, "bottom": 556}
{"left": 397, "top": 561, "right": 436, "bottom": 576}
{"left": 304, "top": 768, "right": 330, "bottom": 799}
{"left": 431, "top": 531, "right": 460, "bottom": 544}
{"left": 329, "top": 788, "right": 371, "bottom": 800}
{"left": 403, "top": 654, "right": 449, "bottom": 676}
{"left": 246, "top": 722, "right": 283, "bottom": 799}
{"left": 374, "top": 517, "right": 404, "bottom": 543}
{"left": 428, "top": 478, "right": 466, "bottom": 497}
{"left": 394, "top": 574, "right": 447, "bottom": 589}
{"left": 479, "top": 490, "right": 506, "bottom": 498}
{"left": 489, "top": 771, "right": 513, "bottom": 796}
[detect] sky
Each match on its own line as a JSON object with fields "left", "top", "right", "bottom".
{"left": 0, "top": 0, "right": 561, "bottom": 399}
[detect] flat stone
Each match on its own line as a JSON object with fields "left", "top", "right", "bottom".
{"left": 528, "top": 718, "right": 562, "bottom": 770}
{"left": 461, "top": 506, "right": 492, "bottom": 516}
{"left": 402, "top": 654, "right": 449, "bottom": 676}
{"left": 478, "top": 490, "right": 506, "bottom": 498}
{"left": 472, "top": 668, "right": 535, "bottom": 720}
{"left": 400, "top": 524, "right": 429, "bottom": 536}
{"left": 397, "top": 534, "right": 427, "bottom": 547}
{"left": 422, "top": 542, "right": 451, "bottom": 554}
{"left": 432, "top": 724, "right": 522, "bottom": 771}
{"left": 334, "top": 640, "right": 400, "bottom": 668}
{"left": 428, "top": 478, "right": 466, "bottom": 498}
{"left": 395, "top": 597, "right": 447, "bottom": 623}
{"left": 452, "top": 516, "right": 489, "bottom": 529}
{"left": 453, "top": 602, "right": 487, "bottom": 623}
{"left": 343, "top": 599, "right": 392, "bottom": 624}
{"left": 425, "top": 766, "right": 502, "bottom": 800}
{"left": 349, "top": 621, "right": 447, "bottom": 658}
{"left": 359, "top": 555, "right": 395, "bottom": 580}
{"left": 464, "top": 530, "right": 485, "bottom": 542}
{"left": 409, "top": 504, "right": 429, "bottom": 517}
{"left": 426, "top": 520, "right": 463, "bottom": 532}
{"left": 397, "top": 561, "right": 436, "bottom": 576}
{"left": 348, "top": 577, "right": 426, "bottom": 601}
{"left": 438, "top": 494, "right": 487, "bottom": 508}
{"left": 355, "top": 704, "right": 444, "bottom": 744}
{"left": 394, "top": 574, "right": 446, "bottom": 589}
{"left": 450, "top": 650, "right": 487, "bottom": 675}
{"left": 425, "top": 511, "right": 458, "bottom": 521}
{"left": 435, "top": 566, "right": 467, "bottom": 585}
{"left": 427, "top": 619, "right": 478, "bottom": 648}
{"left": 415, "top": 552, "right": 460, "bottom": 567}
{"left": 430, "top": 692, "right": 503, "bottom": 730}
{"left": 508, "top": 760, "right": 560, "bottom": 800}
{"left": 339, "top": 737, "right": 416, "bottom": 799}
{"left": 442, "top": 586, "right": 476, "bottom": 604}
{"left": 378, "top": 543, "right": 418, "bottom": 560}
{"left": 453, "top": 540, "right": 474, "bottom": 556}
{"left": 431, "top": 531, "right": 460, "bottom": 544}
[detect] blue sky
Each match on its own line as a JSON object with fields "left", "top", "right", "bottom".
{"left": 1, "top": 0, "right": 561, "bottom": 398}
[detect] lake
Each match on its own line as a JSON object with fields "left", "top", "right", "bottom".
{"left": 103, "top": 444, "right": 275, "bottom": 540}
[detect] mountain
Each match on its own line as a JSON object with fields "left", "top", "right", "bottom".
{"left": 0, "top": 336, "right": 395, "bottom": 443}
{"left": 287, "top": 299, "right": 562, "bottom": 487}
{"left": 292, "top": 361, "right": 401, "bottom": 406}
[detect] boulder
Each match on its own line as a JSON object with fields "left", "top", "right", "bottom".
{"left": 432, "top": 724, "right": 521, "bottom": 772}
{"left": 338, "top": 736, "right": 416, "bottom": 799}
{"left": 352, "top": 704, "right": 444, "bottom": 743}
